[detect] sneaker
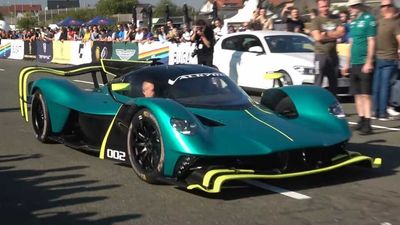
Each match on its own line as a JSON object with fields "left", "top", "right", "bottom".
{"left": 378, "top": 116, "right": 394, "bottom": 121}
{"left": 387, "top": 107, "right": 400, "bottom": 116}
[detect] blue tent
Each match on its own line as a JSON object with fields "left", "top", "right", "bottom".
{"left": 86, "top": 16, "right": 115, "bottom": 26}
{"left": 57, "top": 17, "right": 83, "bottom": 27}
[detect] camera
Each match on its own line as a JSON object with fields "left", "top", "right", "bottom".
{"left": 191, "top": 48, "right": 199, "bottom": 57}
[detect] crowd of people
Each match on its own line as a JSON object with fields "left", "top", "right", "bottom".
{"left": 1, "top": 0, "right": 399, "bottom": 134}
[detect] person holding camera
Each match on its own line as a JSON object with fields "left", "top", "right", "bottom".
{"left": 191, "top": 19, "right": 215, "bottom": 66}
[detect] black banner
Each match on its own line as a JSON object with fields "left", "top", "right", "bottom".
{"left": 91, "top": 41, "right": 113, "bottom": 62}
{"left": 24, "top": 40, "right": 37, "bottom": 59}
{"left": 36, "top": 40, "right": 53, "bottom": 63}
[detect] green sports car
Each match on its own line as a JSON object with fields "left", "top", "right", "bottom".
{"left": 18, "top": 60, "right": 381, "bottom": 193}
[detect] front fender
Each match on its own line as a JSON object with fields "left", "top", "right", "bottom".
{"left": 281, "top": 85, "right": 351, "bottom": 137}
{"left": 134, "top": 98, "right": 210, "bottom": 176}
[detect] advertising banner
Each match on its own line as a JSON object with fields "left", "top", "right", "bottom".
{"left": 91, "top": 41, "right": 113, "bottom": 62}
{"left": 8, "top": 39, "right": 24, "bottom": 60}
{"left": 52, "top": 41, "right": 72, "bottom": 64}
{"left": 70, "top": 41, "right": 92, "bottom": 65}
{"left": 24, "top": 40, "right": 37, "bottom": 59}
{"left": 168, "top": 42, "right": 197, "bottom": 65}
{"left": 0, "top": 39, "right": 11, "bottom": 59}
{"left": 111, "top": 42, "right": 138, "bottom": 61}
{"left": 138, "top": 41, "right": 169, "bottom": 64}
{"left": 36, "top": 40, "right": 53, "bottom": 63}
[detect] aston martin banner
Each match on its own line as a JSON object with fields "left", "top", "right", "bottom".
{"left": 92, "top": 41, "right": 113, "bottom": 62}
{"left": 111, "top": 42, "right": 138, "bottom": 61}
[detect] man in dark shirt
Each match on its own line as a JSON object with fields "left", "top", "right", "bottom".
{"left": 190, "top": 19, "right": 215, "bottom": 66}
{"left": 310, "top": 0, "right": 345, "bottom": 95}
{"left": 281, "top": 4, "right": 305, "bottom": 33}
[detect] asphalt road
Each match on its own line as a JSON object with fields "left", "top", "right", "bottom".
{"left": 1, "top": 59, "right": 399, "bottom": 225}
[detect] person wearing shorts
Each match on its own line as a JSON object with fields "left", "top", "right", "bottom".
{"left": 342, "top": 0, "right": 377, "bottom": 135}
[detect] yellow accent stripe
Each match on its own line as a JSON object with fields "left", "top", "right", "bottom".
{"left": 202, "top": 169, "right": 254, "bottom": 188}
{"left": 252, "top": 103, "right": 272, "bottom": 115}
{"left": 187, "top": 156, "right": 381, "bottom": 193}
{"left": 244, "top": 109, "right": 293, "bottom": 142}
{"left": 264, "top": 72, "right": 283, "bottom": 80}
{"left": 19, "top": 66, "right": 102, "bottom": 121}
{"left": 99, "top": 105, "right": 122, "bottom": 159}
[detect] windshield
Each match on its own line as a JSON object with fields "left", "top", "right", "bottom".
{"left": 265, "top": 35, "right": 314, "bottom": 53}
{"left": 121, "top": 69, "right": 251, "bottom": 109}
{"left": 166, "top": 73, "right": 251, "bottom": 109}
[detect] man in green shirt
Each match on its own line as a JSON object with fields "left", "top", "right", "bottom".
{"left": 342, "top": 0, "right": 377, "bottom": 135}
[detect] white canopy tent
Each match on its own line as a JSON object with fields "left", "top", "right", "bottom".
{"left": 0, "top": 20, "right": 11, "bottom": 32}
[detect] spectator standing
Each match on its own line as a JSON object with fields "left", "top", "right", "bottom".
{"left": 167, "top": 27, "right": 181, "bottom": 43}
{"left": 256, "top": 8, "right": 274, "bottom": 30}
{"left": 342, "top": 0, "right": 377, "bottom": 134}
{"left": 372, "top": 0, "right": 400, "bottom": 120}
{"left": 310, "top": 0, "right": 345, "bottom": 95}
{"left": 338, "top": 11, "right": 350, "bottom": 43}
{"left": 191, "top": 19, "right": 215, "bottom": 66}
{"left": 90, "top": 26, "right": 100, "bottom": 41}
{"left": 213, "top": 18, "right": 226, "bottom": 41}
{"left": 281, "top": 5, "right": 305, "bottom": 33}
{"left": 156, "top": 26, "right": 167, "bottom": 42}
{"left": 180, "top": 23, "right": 192, "bottom": 42}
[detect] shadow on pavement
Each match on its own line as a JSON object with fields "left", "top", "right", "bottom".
{"left": 0, "top": 154, "right": 141, "bottom": 225}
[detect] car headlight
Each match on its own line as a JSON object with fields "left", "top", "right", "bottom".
{"left": 170, "top": 118, "right": 197, "bottom": 135}
{"left": 328, "top": 102, "right": 345, "bottom": 118}
{"left": 293, "top": 66, "right": 315, "bottom": 75}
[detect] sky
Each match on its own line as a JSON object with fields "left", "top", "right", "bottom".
{"left": 4, "top": 0, "right": 205, "bottom": 10}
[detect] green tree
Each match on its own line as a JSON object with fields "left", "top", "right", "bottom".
{"left": 96, "top": 0, "right": 138, "bottom": 16}
{"left": 17, "top": 13, "right": 38, "bottom": 29}
{"left": 153, "top": 0, "right": 183, "bottom": 18}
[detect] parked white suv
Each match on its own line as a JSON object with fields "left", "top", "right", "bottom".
{"left": 213, "top": 30, "right": 315, "bottom": 91}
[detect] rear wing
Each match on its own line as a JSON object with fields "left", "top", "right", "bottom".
{"left": 18, "top": 59, "right": 151, "bottom": 122}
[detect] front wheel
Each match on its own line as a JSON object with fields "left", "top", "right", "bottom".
{"left": 31, "top": 90, "right": 52, "bottom": 143}
{"left": 274, "top": 71, "right": 293, "bottom": 87}
{"left": 127, "top": 109, "right": 164, "bottom": 184}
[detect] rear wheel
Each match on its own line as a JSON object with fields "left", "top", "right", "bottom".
{"left": 127, "top": 109, "right": 164, "bottom": 184}
{"left": 31, "top": 90, "right": 52, "bottom": 143}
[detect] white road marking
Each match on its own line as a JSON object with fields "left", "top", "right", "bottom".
{"left": 243, "top": 180, "right": 311, "bottom": 200}
{"left": 348, "top": 122, "right": 400, "bottom": 131}
{"left": 73, "top": 79, "right": 104, "bottom": 86}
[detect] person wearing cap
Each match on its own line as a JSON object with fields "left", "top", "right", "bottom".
{"left": 342, "top": 0, "right": 377, "bottom": 135}
{"left": 372, "top": 0, "right": 400, "bottom": 120}
{"left": 310, "top": 0, "right": 345, "bottom": 95}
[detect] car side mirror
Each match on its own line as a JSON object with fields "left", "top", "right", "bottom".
{"left": 248, "top": 46, "right": 264, "bottom": 53}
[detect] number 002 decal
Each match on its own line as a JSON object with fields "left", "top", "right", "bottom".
{"left": 106, "top": 148, "right": 126, "bottom": 161}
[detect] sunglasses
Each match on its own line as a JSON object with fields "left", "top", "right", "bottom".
{"left": 380, "top": 4, "right": 393, "bottom": 8}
